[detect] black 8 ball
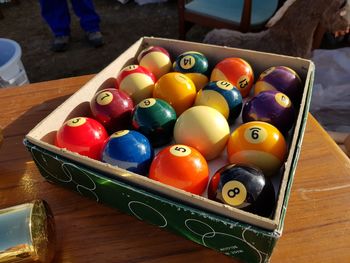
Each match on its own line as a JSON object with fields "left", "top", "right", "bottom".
{"left": 208, "top": 163, "right": 276, "bottom": 217}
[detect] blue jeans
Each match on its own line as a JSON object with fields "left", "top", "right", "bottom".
{"left": 39, "top": 0, "right": 101, "bottom": 37}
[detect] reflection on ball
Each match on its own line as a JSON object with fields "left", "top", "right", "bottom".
{"left": 210, "top": 57, "right": 254, "bottom": 98}
{"left": 208, "top": 163, "right": 275, "bottom": 217}
{"left": 174, "top": 106, "right": 230, "bottom": 160}
{"left": 149, "top": 144, "right": 209, "bottom": 195}
{"left": 227, "top": 121, "right": 287, "bottom": 176}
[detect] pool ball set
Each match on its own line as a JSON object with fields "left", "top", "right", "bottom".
{"left": 54, "top": 46, "right": 302, "bottom": 218}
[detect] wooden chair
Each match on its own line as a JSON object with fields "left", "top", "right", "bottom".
{"left": 178, "top": 0, "right": 283, "bottom": 40}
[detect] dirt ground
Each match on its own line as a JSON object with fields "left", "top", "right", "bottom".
{"left": 0, "top": 0, "right": 208, "bottom": 83}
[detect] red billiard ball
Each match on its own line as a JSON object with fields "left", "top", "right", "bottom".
{"left": 208, "top": 163, "right": 276, "bottom": 217}
{"left": 55, "top": 117, "right": 108, "bottom": 160}
{"left": 210, "top": 57, "right": 254, "bottom": 98}
{"left": 116, "top": 64, "right": 156, "bottom": 104}
{"left": 137, "top": 46, "right": 172, "bottom": 80}
{"left": 149, "top": 144, "right": 209, "bottom": 195}
{"left": 90, "top": 88, "right": 134, "bottom": 133}
{"left": 254, "top": 66, "right": 303, "bottom": 104}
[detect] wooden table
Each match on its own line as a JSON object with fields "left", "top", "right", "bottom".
{"left": 1, "top": 75, "right": 350, "bottom": 263}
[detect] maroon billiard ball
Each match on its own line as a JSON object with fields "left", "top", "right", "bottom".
{"left": 90, "top": 88, "right": 134, "bottom": 133}
{"left": 242, "top": 90, "right": 296, "bottom": 133}
{"left": 55, "top": 117, "right": 108, "bottom": 160}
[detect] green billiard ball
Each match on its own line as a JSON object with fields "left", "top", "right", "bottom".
{"left": 132, "top": 98, "right": 177, "bottom": 147}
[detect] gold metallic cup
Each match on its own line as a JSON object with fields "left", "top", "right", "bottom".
{"left": 0, "top": 200, "right": 55, "bottom": 263}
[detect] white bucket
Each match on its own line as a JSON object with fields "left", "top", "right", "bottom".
{"left": 0, "top": 38, "right": 29, "bottom": 88}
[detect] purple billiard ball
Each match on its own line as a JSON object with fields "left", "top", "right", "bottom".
{"left": 254, "top": 66, "right": 303, "bottom": 104}
{"left": 242, "top": 90, "right": 296, "bottom": 133}
{"left": 101, "top": 130, "right": 154, "bottom": 176}
{"left": 90, "top": 88, "right": 134, "bottom": 133}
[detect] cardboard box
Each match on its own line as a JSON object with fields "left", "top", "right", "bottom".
{"left": 24, "top": 37, "right": 314, "bottom": 263}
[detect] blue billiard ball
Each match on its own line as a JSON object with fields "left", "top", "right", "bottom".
{"left": 194, "top": 80, "right": 243, "bottom": 124}
{"left": 101, "top": 130, "right": 154, "bottom": 176}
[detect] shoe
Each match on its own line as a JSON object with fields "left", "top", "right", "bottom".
{"left": 51, "top": 36, "right": 69, "bottom": 52}
{"left": 86, "top": 31, "right": 104, "bottom": 47}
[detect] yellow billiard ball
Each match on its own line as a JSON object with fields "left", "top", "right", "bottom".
{"left": 153, "top": 72, "right": 196, "bottom": 116}
{"left": 227, "top": 121, "right": 287, "bottom": 176}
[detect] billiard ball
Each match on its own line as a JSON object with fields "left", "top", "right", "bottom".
{"left": 194, "top": 80, "right": 243, "bottom": 124}
{"left": 174, "top": 106, "right": 230, "bottom": 160}
{"left": 137, "top": 45, "right": 172, "bottom": 80}
{"left": 90, "top": 88, "right": 134, "bottom": 133}
{"left": 254, "top": 66, "right": 303, "bottom": 104}
{"left": 227, "top": 121, "right": 287, "bottom": 176}
{"left": 207, "top": 163, "right": 275, "bottom": 217}
{"left": 132, "top": 98, "right": 177, "bottom": 147}
{"left": 149, "top": 144, "right": 209, "bottom": 195}
{"left": 153, "top": 72, "right": 196, "bottom": 116}
{"left": 184, "top": 72, "right": 209, "bottom": 91}
{"left": 101, "top": 130, "right": 154, "bottom": 176}
{"left": 210, "top": 57, "right": 254, "bottom": 98}
{"left": 242, "top": 90, "right": 296, "bottom": 133}
{"left": 173, "top": 51, "right": 209, "bottom": 75}
{"left": 55, "top": 117, "right": 108, "bottom": 160}
{"left": 116, "top": 64, "right": 156, "bottom": 104}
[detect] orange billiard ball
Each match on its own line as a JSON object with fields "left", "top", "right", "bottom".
{"left": 153, "top": 72, "right": 196, "bottom": 116}
{"left": 227, "top": 121, "right": 287, "bottom": 176}
{"left": 210, "top": 57, "right": 254, "bottom": 98}
{"left": 149, "top": 144, "right": 209, "bottom": 195}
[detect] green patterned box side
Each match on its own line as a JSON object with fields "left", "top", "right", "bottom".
{"left": 24, "top": 140, "right": 279, "bottom": 263}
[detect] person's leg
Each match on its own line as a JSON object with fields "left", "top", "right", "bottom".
{"left": 39, "top": 0, "right": 71, "bottom": 51}
{"left": 39, "top": 0, "right": 71, "bottom": 37}
{"left": 70, "top": 0, "right": 103, "bottom": 47}
{"left": 70, "top": 0, "right": 100, "bottom": 33}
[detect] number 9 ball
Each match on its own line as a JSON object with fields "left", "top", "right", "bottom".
{"left": 208, "top": 163, "right": 276, "bottom": 217}
{"left": 227, "top": 121, "right": 287, "bottom": 176}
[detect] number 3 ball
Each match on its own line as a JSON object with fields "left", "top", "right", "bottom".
{"left": 149, "top": 144, "right": 209, "bottom": 195}
{"left": 210, "top": 57, "right": 254, "bottom": 98}
{"left": 207, "top": 163, "right": 276, "bottom": 217}
{"left": 55, "top": 117, "right": 108, "bottom": 160}
{"left": 242, "top": 90, "right": 296, "bottom": 133}
{"left": 132, "top": 98, "right": 177, "bottom": 147}
{"left": 90, "top": 88, "right": 134, "bottom": 133}
{"left": 194, "top": 80, "right": 243, "bottom": 124}
{"left": 227, "top": 121, "right": 287, "bottom": 176}
{"left": 101, "top": 130, "right": 154, "bottom": 176}
{"left": 174, "top": 106, "right": 230, "bottom": 160}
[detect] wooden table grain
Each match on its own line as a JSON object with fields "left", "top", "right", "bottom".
{"left": 0, "top": 75, "right": 349, "bottom": 263}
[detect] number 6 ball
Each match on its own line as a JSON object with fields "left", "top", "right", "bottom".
{"left": 227, "top": 121, "right": 287, "bottom": 176}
